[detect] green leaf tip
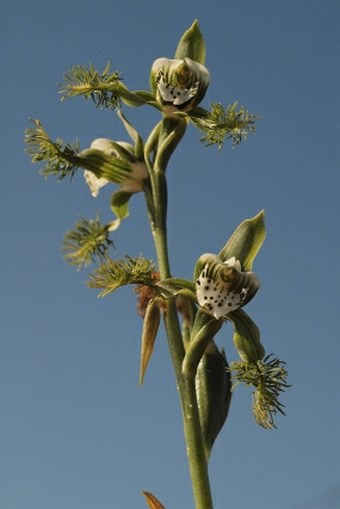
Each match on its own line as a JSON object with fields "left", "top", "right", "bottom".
{"left": 174, "top": 20, "right": 206, "bottom": 65}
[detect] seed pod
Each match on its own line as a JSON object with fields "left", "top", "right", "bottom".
{"left": 195, "top": 341, "right": 232, "bottom": 459}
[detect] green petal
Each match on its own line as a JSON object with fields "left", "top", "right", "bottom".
{"left": 117, "top": 110, "right": 144, "bottom": 160}
{"left": 174, "top": 20, "right": 206, "bottom": 65}
{"left": 218, "top": 210, "right": 266, "bottom": 271}
{"left": 110, "top": 190, "right": 133, "bottom": 230}
{"left": 228, "top": 309, "right": 265, "bottom": 363}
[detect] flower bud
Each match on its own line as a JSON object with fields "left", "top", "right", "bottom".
{"left": 150, "top": 57, "right": 210, "bottom": 112}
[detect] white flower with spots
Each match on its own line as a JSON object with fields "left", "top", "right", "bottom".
{"left": 150, "top": 57, "right": 210, "bottom": 112}
{"left": 196, "top": 256, "right": 260, "bottom": 319}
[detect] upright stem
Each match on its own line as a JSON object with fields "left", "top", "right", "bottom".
{"left": 151, "top": 181, "right": 214, "bottom": 509}
{"left": 144, "top": 113, "right": 214, "bottom": 508}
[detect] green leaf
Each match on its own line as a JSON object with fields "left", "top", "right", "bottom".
{"left": 218, "top": 210, "right": 266, "bottom": 271}
{"left": 174, "top": 20, "right": 206, "bottom": 64}
{"left": 228, "top": 308, "right": 265, "bottom": 363}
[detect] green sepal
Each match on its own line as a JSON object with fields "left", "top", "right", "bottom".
{"left": 117, "top": 84, "right": 150, "bottom": 107}
{"left": 110, "top": 190, "right": 132, "bottom": 230}
{"left": 117, "top": 110, "right": 144, "bottom": 161}
{"left": 218, "top": 210, "right": 266, "bottom": 270}
{"left": 196, "top": 341, "right": 232, "bottom": 459}
{"left": 156, "top": 277, "right": 196, "bottom": 298}
{"left": 227, "top": 308, "right": 265, "bottom": 363}
{"left": 174, "top": 20, "right": 206, "bottom": 65}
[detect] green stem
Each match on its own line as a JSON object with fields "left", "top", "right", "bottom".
{"left": 154, "top": 249, "right": 214, "bottom": 509}
{"left": 153, "top": 225, "right": 214, "bottom": 508}
{"left": 143, "top": 113, "right": 214, "bottom": 508}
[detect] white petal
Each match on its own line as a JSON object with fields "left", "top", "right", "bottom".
{"left": 83, "top": 170, "right": 108, "bottom": 197}
{"left": 196, "top": 264, "right": 247, "bottom": 319}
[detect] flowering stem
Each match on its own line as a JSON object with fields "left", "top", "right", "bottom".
{"left": 147, "top": 117, "right": 214, "bottom": 506}
{"left": 153, "top": 224, "right": 214, "bottom": 508}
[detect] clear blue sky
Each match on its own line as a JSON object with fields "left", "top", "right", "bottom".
{"left": 2, "top": 1, "right": 339, "bottom": 508}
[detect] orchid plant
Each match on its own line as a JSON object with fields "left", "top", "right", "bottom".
{"left": 25, "top": 21, "right": 289, "bottom": 509}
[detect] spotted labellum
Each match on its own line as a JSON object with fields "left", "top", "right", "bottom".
{"left": 196, "top": 255, "right": 260, "bottom": 319}
{"left": 150, "top": 57, "right": 210, "bottom": 112}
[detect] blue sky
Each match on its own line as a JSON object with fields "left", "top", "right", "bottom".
{"left": 2, "top": 1, "right": 340, "bottom": 508}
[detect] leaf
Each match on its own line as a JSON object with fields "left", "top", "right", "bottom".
{"left": 139, "top": 300, "right": 161, "bottom": 384}
{"left": 174, "top": 20, "right": 206, "bottom": 65}
{"left": 218, "top": 210, "right": 266, "bottom": 271}
{"left": 143, "top": 491, "right": 166, "bottom": 509}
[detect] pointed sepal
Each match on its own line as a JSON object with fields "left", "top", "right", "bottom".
{"left": 218, "top": 210, "right": 266, "bottom": 271}
{"left": 174, "top": 20, "right": 206, "bottom": 65}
